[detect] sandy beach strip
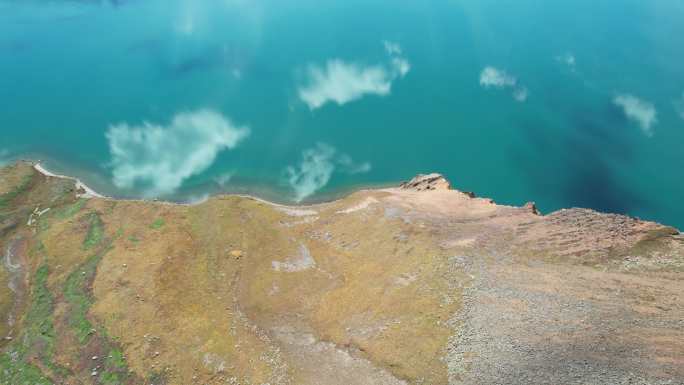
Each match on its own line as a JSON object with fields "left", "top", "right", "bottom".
{"left": 33, "top": 163, "right": 107, "bottom": 199}
{"left": 31, "top": 162, "right": 322, "bottom": 210}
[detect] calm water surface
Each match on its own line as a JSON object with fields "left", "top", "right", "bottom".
{"left": 1, "top": 0, "right": 683, "bottom": 228}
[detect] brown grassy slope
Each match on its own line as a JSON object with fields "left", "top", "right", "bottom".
{"left": 0, "top": 163, "right": 682, "bottom": 385}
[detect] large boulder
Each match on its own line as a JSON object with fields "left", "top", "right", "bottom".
{"left": 399, "top": 173, "right": 451, "bottom": 191}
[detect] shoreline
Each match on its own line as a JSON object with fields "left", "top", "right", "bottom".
{"left": 23, "top": 161, "right": 683, "bottom": 233}
{"left": 30, "top": 161, "right": 376, "bottom": 210}
{"left": 34, "top": 162, "right": 107, "bottom": 199}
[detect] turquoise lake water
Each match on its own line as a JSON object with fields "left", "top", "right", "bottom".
{"left": 1, "top": 0, "right": 683, "bottom": 228}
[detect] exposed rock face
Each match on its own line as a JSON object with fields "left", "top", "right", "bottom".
{"left": 523, "top": 201, "right": 540, "bottom": 215}
{"left": 0, "top": 161, "right": 683, "bottom": 385}
{"left": 399, "top": 173, "right": 452, "bottom": 191}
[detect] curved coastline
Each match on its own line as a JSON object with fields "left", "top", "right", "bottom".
{"left": 28, "top": 160, "right": 534, "bottom": 219}
{"left": 34, "top": 163, "right": 107, "bottom": 199}
{"left": 22, "top": 160, "right": 682, "bottom": 233}
{"left": 29, "top": 160, "right": 394, "bottom": 210}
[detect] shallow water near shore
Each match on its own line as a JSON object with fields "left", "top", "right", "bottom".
{"left": 1, "top": 0, "right": 683, "bottom": 228}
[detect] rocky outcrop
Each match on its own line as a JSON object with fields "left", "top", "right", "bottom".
{"left": 399, "top": 173, "right": 452, "bottom": 191}
{"left": 523, "top": 201, "right": 540, "bottom": 215}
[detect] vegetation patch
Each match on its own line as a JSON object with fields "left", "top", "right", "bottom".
{"left": 147, "top": 370, "right": 168, "bottom": 385}
{"left": 631, "top": 229, "right": 676, "bottom": 254}
{"left": 0, "top": 352, "right": 53, "bottom": 385}
{"left": 64, "top": 250, "right": 136, "bottom": 382}
{"left": 150, "top": 218, "right": 165, "bottom": 230}
{"left": 0, "top": 173, "right": 32, "bottom": 211}
{"left": 94, "top": 345, "right": 134, "bottom": 385}
{"left": 62, "top": 216, "right": 135, "bottom": 382}
{"left": 0, "top": 265, "right": 62, "bottom": 384}
{"left": 28, "top": 240, "right": 48, "bottom": 262}
{"left": 37, "top": 216, "right": 51, "bottom": 233}
{"left": 105, "top": 348, "right": 127, "bottom": 370}
{"left": 23, "top": 265, "right": 56, "bottom": 362}
{"left": 54, "top": 198, "right": 87, "bottom": 220}
{"left": 64, "top": 251, "right": 106, "bottom": 344}
{"left": 63, "top": 212, "right": 107, "bottom": 342}
{"left": 83, "top": 212, "right": 104, "bottom": 250}
{"left": 606, "top": 226, "right": 681, "bottom": 263}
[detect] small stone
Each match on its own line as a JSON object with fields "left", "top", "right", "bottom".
{"left": 92, "top": 356, "right": 98, "bottom": 360}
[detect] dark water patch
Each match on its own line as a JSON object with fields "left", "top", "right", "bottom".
{"left": 561, "top": 103, "right": 645, "bottom": 214}
{"left": 168, "top": 44, "right": 250, "bottom": 78}
{"left": 568, "top": 104, "right": 635, "bottom": 162}
{"left": 562, "top": 140, "right": 643, "bottom": 214}
{"left": 126, "top": 37, "right": 164, "bottom": 55}
{"left": 173, "top": 54, "right": 218, "bottom": 76}
{"left": 61, "top": 0, "right": 133, "bottom": 7}
{"left": 3, "top": 0, "right": 135, "bottom": 26}
{"left": 1, "top": 40, "right": 33, "bottom": 55}
{"left": 513, "top": 100, "right": 647, "bottom": 217}
{"left": 126, "top": 40, "right": 242, "bottom": 78}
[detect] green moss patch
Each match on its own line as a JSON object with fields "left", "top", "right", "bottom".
{"left": 0, "top": 265, "right": 60, "bottom": 384}
{"left": 83, "top": 213, "right": 104, "bottom": 250}
{"left": 24, "top": 265, "right": 56, "bottom": 361}
{"left": 150, "top": 218, "right": 165, "bottom": 230}
{"left": 0, "top": 173, "right": 33, "bottom": 211}
{"left": 64, "top": 252, "right": 105, "bottom": 344}
{"left": 0, "top": 352, "right": 53, "bottom": 385}
{"left": 54, "top": 198, "right": 87, "bottom": 220}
